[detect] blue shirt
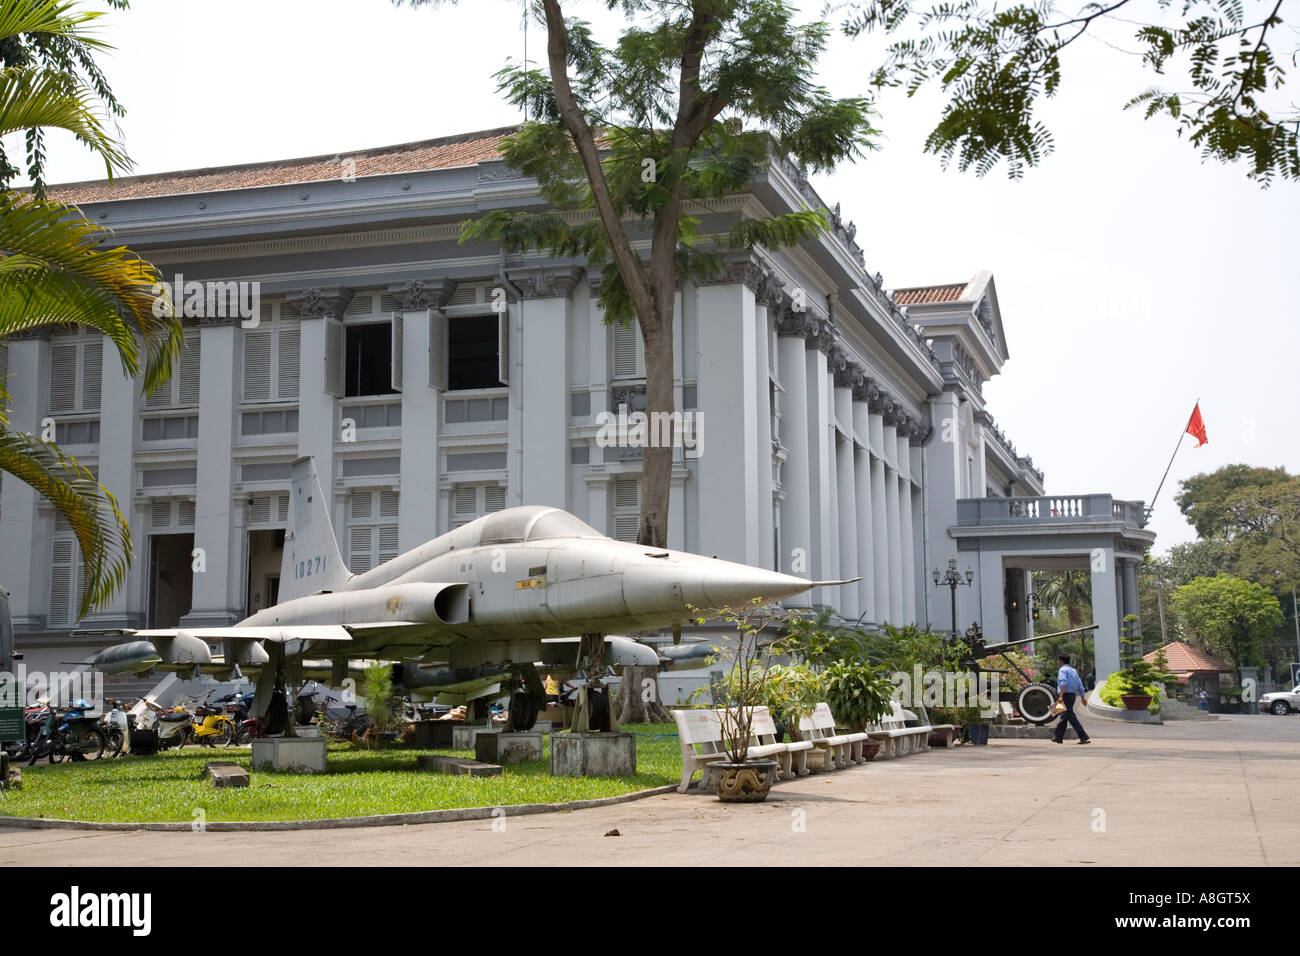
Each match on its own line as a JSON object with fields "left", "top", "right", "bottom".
{"left": 1057, "top": 663, "right": 1085, "bottom": 696}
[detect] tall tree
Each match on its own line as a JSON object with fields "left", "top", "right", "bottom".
{"left": 1175, "top": 463, "right": 1292, "bottom": 538}
{"left": 1171, "top": 574, "right": 1282, "bottom": 666}
{"left": 834, "top": 0, "right": 1298, "bottom": 183}
{"left": 397, "top": 0, "right": 876, "bottom": 546}
{"left": 0, "top": 0, "right": 180, "bottom": 619}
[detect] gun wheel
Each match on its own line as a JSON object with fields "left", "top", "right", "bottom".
{"left": 1017, "top": 683, "right": 1058, "bottom": 725}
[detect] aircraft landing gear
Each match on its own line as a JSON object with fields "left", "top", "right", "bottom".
{"left": 505, "top": 663, "right": 544, "bottom": 731}
{"left": 572, "top": 634, "right": 616, "bottom": 733}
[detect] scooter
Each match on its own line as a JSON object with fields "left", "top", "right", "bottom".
{"left": 28, "top": 699, "right": 105, "bottom": 764}
{"left": 99, "top": 697, "right": 132, "bottom": 757}
{"left": 136, "top": 701, "right": 193, "bottom": 750}
{"left": 186, "top": 704, "right": 236, "bottom": 747}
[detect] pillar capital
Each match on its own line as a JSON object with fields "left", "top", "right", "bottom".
{"left": 287, "top": 286, "right": 353, "bottom": 320}
{"left": 387, "top": 278, "right": 456, "bottom": 312}
{"left": 507, "top": 265, "right": 584, "bottom": 299}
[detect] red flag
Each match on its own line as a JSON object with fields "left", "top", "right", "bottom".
{"left": 1186, "top": 403, "right": 1208, "bottom": 447}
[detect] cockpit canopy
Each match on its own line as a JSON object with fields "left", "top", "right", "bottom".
{"left": 477, "top": 506, "right": 602, "bottom": 545}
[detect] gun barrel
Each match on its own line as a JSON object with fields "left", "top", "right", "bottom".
{"left": 978, "top": 624, "right": 1100, "bottom": 655}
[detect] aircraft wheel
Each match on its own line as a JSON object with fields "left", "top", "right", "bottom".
{"left": 1017, "top": 683, "right": 1058, "bottom": 725}
{"left": 509, "top": 692, "right": 538, "bottom": 731}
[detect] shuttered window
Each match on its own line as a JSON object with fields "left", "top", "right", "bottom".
{"left": 48, "top": 516, "right": 83, "bottom": 626}
{"left": 247, "top": 492, "right": 290, "bottom": 528}
{"left": 147, "top": 330, "right": 202, "bottom": 408}
{"left": 241, "top": 305, "right": 300, "bottom": 403}
{"left": 48, "top": 331, "right": 104, "bottom": 414}
{"left": 612, "top": 319, "right": 644, "bottom": 380}
{"left": 610, "top": 478, "right": 640, "bottom": 542}
{"left": 450, "top": 483, "right": 508, "bottom": 529}
{"left": 347, "top": 489, "right": 399, "bottom": 574}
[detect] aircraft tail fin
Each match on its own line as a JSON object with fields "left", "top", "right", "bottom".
{"left": 280, "top": 456, "right": 351, "bottom": 601}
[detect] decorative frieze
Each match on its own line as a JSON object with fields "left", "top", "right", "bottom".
{"left": 698, "top": 256, "right": 765, "bottom": 292}
{"left": 287, "top": 287, "right": 353, "bottom": 321}
{"left": 388, "top": 278, "right": 456, "bottom": 312}
{"left": 507, "top": 266, "right": 584, "bottom": 299}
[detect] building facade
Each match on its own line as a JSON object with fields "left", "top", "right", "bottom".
{"left": 0, "top": 127, "right": 1150, "bottom": 679}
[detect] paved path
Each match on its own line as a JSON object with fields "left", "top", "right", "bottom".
{"left": 3, "top": 715, "right": 1297, "bottom": 866}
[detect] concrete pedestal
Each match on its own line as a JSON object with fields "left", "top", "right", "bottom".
{"left": 551, "top": 731, "right": 636, "bottom": 777}
{"left": 251, "top": 736, "right": 328, "bottom": 773}
{"left": 414, "top": 720, "right": 463, "bottom": 748}
{"left": 476, "top": 731, "right": 543, "bottom": 764}
{"left": 452, "top": 724, "right": 497, "bottom": 750}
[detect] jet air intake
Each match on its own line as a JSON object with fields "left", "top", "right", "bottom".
{"left": 245, "top": 582, "right": 470, "bottom": 628}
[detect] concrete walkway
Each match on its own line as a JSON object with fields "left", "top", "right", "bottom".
{"left": 3, "top": 715, "right": 1297, "bottom": 866}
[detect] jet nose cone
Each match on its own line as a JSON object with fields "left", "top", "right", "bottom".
{"left": 695, "top": 562, "right": 815, "bottom": 609}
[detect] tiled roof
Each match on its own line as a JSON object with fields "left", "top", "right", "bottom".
{"left": 891, "top": 281, "right": 970, "bottom": 306}
{"left": 1144, "top": 641, "right": 1233, "bottom": 674}
{"left": 47, "top": 127, "right": 518, "bottom": 204}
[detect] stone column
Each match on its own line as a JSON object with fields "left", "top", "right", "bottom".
{"left": 1091, "top": 547, "right": 1121, "bottom": 681}
{"left": 753, "top": 275, "right": 780, "bottom": 572}
{"left": 183, "top": 319, "right": 240, "bottom": 626}
{"left": 87, "top": 338, "right": 141, "bottom": 629}
{"left": 831, "top": 354, "right": 859, "bottom": 620}
{"left": 867, "top": 384, "right": 890, "bottom": 625}
{"left": 776, "top": 310, "right": 813, "bottom": 605}
{"left": 851, "top": 383, "right": 875, "bottom": 623}
{"left": 390, "top": 279, "right": 455, "bottom": 549}
{"left": 897, "top": 424, "right": 916, "bottom": 626}
{"left": 1121, "top": 557, "right": 1141, "bottom": 635}
{"left": 805, "top": 319, "right": 837, "bottom": 605}
{"left": 0, "top": 333, "right": 50, "bottom": 627}
{"left": 696, "top": 261, "right": 764, "bottom": 566}
{"left": 883, "top": 404, "right": 903, "bottom": 624}
{"left": 510, "top": 267, "right": 581, "bottom": 510}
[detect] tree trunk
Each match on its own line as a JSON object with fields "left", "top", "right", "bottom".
{"left": 638, "top": 315, "right": 675, "bottom": 548}
{"left": 615, "top": 664, "right": 672, "bottom": 724}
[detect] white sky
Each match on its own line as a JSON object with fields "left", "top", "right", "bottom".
{"left": 21, "top": 0, "right": 1300, "bottom": 553}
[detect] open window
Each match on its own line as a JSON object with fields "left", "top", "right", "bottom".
{"left": 428, "top": 310, "right": 509, "bottom": 391}
{"left": 343, "top": 323, "right": 398, "bottom": 397}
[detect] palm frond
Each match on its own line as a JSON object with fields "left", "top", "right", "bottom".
{"left": 0, "top": 421, "right": 131, "bottom": 620}
{"left": 0, "top": 192, "right": 181, "bottom": 395}
{"left": 0, "top": 65, "right": 129, "bottom": 179}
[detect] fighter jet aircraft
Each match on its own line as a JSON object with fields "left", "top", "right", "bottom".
{"left": 91, "top": 457, "right": 850, "bottom": 730}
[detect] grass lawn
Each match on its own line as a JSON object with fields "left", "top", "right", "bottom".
{"left": 0, "top": 723, "right": 682, "bottom": 824}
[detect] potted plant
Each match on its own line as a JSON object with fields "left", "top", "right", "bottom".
{"left": 960, "top": 705, "right": 990, "bottom": 745}
{"left": 691, "top": 600, "right": 789, "bottom": 803}
{"left": 362, "top": 661, "right": 402, "bottom": 747}
{"left": 818, "top": 658, "right": 894, "bottom": 760}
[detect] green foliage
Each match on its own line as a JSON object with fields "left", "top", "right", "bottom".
{"left": 866, "top": 621, "right": 963, "bottom": 673}
{"left": 818, "top": 658, "right": 895, "bottom": 731}
{"left": 838, "top": 0, "right": 1298, "bottom": 183}
{"left": 362, "top": 662, "right": 400, "bottom": 735}
{"left": 1171, "top": 574, "right": 1282, "bottom": 666}
{"left": 1099, "top": 670, "right": 1162, "bottom": 712}
{"left": 1176, "top": 464, "right": 1294, "bottom": 540}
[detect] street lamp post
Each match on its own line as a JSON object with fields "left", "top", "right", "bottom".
{"left": 932, "top": 557, "right": 975, "bottom": 640}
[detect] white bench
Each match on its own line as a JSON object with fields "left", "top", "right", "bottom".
{"left": 798, "top": 702, "right": 870, "bottom": 770}
{"left": 671, "top": 707, "right": 811, "bottom": 793}
{"left": 867, "top": 702, "right": 932, "bottom": 758}
{"left": 672, "top": 708, "right": 729, "bottom": 793}
{"left": 913, "top": 704, "right": 958, "bottom": 748}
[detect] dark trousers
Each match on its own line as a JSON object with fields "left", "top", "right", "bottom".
{"left": 1053, "top": 692, "right": 1089, "bottom": 742}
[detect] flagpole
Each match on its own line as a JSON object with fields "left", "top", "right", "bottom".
{"left": 1146, "top": 397, "right": 1198, "bottom": 519}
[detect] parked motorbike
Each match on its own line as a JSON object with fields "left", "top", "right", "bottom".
{"left": 185, "top": 704, "right": 236, "bottom": 747}
{"left": 136, "top": 701, "right": 193, "bottom": 751}
{"left": 28, "top": 699, "right": 106, "bottom": 764}
{"left": 235, "top": 688, "right": 288, "bottom": 744}
{"left": 99, "top": 697, "right": 132, "bottom": 757}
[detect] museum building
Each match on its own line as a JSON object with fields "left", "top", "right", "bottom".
{"left": 0, "top": 127, "right": 1153, "bottom": 682}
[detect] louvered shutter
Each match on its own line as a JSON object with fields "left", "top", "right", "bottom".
{"left": 613, "top": 515, "right": 639, "bottom": 542}
{"left": 276, "top": 493, "right": 289, "bottom": 524}
{"left": 178, "top": 332, "right": 201, "bottom": 406}
{"left": 178, "top": 499, "right": 195, "bottom": 528}
{"left": 484, "top": 486, "right": 506, "bottom": 513}
{"left": 497, "top": 308, "right": 511, "bottom": 386}
{"left": 151, "top": 500, "right": 172, "bottom": 529}
{"left": 379, "top": 490, "right": 399, "bottom": 519}
{"left": 249, "top": 495, "right": 271, "bottom": 524}
{"left": 390, "top": 314, "right": 404, "bottom": 393}
{"left": 49, "top": 538, "right": 74, "bottom": 625}
{"left": 451, "top": 485, "right": 477, "bottom": 528}
{"left": 378, "top": 526, "right": 399, "bottom": 565}
{"left": 324, "top": 319, "right": 344, "bottom": 397}
{"left": 349, "top": 527, "right": 372, "bottom": 574}
{"left": 80, "top": 340, "right": 102, "bottom": 411}
{"left": 243, "top": 329, "right": 272, "bottom": 402}
{"left": 427, "top": 311, "right": 447, "bottom": 390}
{"left": 49, "top": 344, "right": 76, "bottom": 413}
{"left": 277, "top": 320, "right": 300, "bottom": 399}
{"left": 612, "top": 320, "right": 643, "bottom": 379}
{"left": 350, "top": 491, "right": 372, "bottom": 521}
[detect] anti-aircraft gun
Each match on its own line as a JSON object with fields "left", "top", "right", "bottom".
{"left": 946, "top": 622, "right": 1100, "bottom": 724}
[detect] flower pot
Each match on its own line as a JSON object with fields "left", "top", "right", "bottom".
{"left": 1121, "top": 694, "right": 1152, "bottom": 711}
{"left": 862, "top": 741, "right": 882, "bottom": 761}
{"left": 712, "top": 760, "right": 779, "bottom": 803}
{"left": 969, "top": 724, "right": 990, "bottom": 745}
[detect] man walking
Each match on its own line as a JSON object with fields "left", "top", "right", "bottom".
{"left": 1053, "top": 653, "right": 1091, "bottom": 745}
